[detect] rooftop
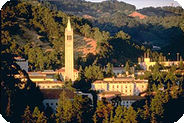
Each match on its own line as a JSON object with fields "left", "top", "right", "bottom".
{"left": 29, "top": 76, "right": 53, "bottom": 79}
{"left": 36, "top": 81, "right": 63, "bottom": 84}
{"left": 93, "top": 77, "right": 148, "bottom": 83}
{"left": 56, "top": 68, "right": 79, "bottom": 73}
{"left": 40, "top": 89, "right": 76, "bottom": 99}
{"left": 120, "top": 96, "right": 145, "bottom": 100}
{"left": 98, "top": 91, "right": 125, "bottom": 96}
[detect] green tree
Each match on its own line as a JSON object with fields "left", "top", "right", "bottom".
{"left": 123, "top": 106, "right": 137, "bottom": 123}
{"left": 139, "top": 100, "right": 151, "bottom": 122}
{"left": 150, "top": 90, "right": 164, "bottom": 121}
{"left": 179, "top": 59, "right": 184, "bottom": 70}
{"left": 116, "top": 31, "right": 131, "bottom": 40}
{"left": 81, "top": 23, "right": 91, "bottom": 38}
{"left": 32, "top": 107, "right": 47, "bottom": 123}
{"left": 73, "top": 95, "right": 85, "bottom": 123}
{"left": 55, "top": 90, "right": 74, "bottom": 123}
{"left": 94, "top": 100, "right": 113, "bottom": 123}
{"left": 84, "top": 65, "right": 104, "bottom": 82}
{"left": 113, "top": 105, "right": 123, "bottom": 123}
{"left": 22, "top": 106, "right": 33, "bottom": 123}
{"left": 106, "top": 62, "right": 114, "bottom": 77}
{"left": 125, "top": 61, "right": 130, "bottom": 73}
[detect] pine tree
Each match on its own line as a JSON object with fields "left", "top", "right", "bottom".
{"left": 151, "top": 112, "right": 156, "bottom": 123}
{"left": 125, "top": 61, "right": 130, "bottom": 73}
{"left": 94, "top": 100, "right": 113, "bottom": 123}
{"left": 32, "top": 107, "right": 47, "bottom": 123}
{"left": 73, "top": 95, "right": 86, "bottom": 123}
{"left": 55, "top": 90, "right": 74, "bottom": 123}
{"left": 143, "top": 100, "right": 150, "bottom": 122}
{"left": 150, "top": 90, "right": 164, "bottom": 121}
{"left": 123, "top": 106, "right": 137, "bottom": 123}
{"left": 109, "top": 110, "right": 114, "bottom": 123}
{"left": 106, "top": 62, "right": 114, "bottom": 77}
{"left": 93, "top": 113, "right": 97, "bottom": 123}
{"left": 22, "top": 106, "right": 33, "bottom": 123}
{"left": 113, "top": 105, "right": 123, "bottom": 123}
{"left": 179, "top": 59, "right": 184, "bottom": 70}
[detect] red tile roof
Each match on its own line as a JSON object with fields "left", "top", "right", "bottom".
{"left": 56, "top": 68, "right": 79, "bottom": 73}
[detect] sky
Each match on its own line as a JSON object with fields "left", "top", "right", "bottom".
{"left": 86, "top": 0, "right": 181, "bottom": 9}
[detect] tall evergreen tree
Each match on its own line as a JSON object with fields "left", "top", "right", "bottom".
{"left": 55, "top": 90, "right": 74, "bottom": 123}
{"left": 113, "top": 105, "right": 123, "bottom": 123}
{"left": 123, "top": 106, "right": 137, "bottom": 123}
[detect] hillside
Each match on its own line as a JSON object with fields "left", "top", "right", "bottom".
{"left": 47, "top": 0, "right": 136, "bottom": 18}
{"left": 129, "top": 11, "right": 147, "bottom": 19}
{"left": 2, "top": 0, "right": 184, "bottom": 71}
{"left": 45, "top": 0, "right": 184, "bottom": 57}
{"left": 138, "top": 6, "right": 184, "bottom": 17}
{"left": 74, "top": 35, "right": 97, "bottom": 57}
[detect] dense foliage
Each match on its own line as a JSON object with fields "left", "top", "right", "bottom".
{"left": 47, "top": 0, "right": 184, "bottom": 59}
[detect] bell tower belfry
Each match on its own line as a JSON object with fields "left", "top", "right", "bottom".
{"left": 65, "top": 17, "right": 74, "bottom": 81}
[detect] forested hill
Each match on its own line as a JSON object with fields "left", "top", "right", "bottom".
{"left": 2, "top": 0, "right": 145, "bottom": 71}
{"left": 138, "top": 6, "right": 184, "bottom": 17}
{"left": 47, "top": 0, "right": 136, "bottom": 18}
{"left": 44, "top": 0, "right": 184, "bottom": 58}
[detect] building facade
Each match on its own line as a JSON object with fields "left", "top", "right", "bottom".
{"left": 138, "top": 53, "right": 184, "bottom": 71}
{"left": 56, "top": 68, "right": 79, "bottom": 81}
{"left": 92, "top": 77, "right": 148, "bottom": 96}
{"left": 41, "top": 89, "right": 76, "bottom": 113}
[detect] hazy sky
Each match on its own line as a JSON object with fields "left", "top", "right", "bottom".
{"left": 86, "top": 0, "right": 181, "bottom": 9}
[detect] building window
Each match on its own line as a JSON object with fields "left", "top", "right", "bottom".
{"left": 117, "top": 85, "right": 119, "bottom": 88}
{"left": 56, "top": 103, "right": 58, "bottom": 106}
{"left": 51, "top": 103, "right": 53, "bottom": 105}
{"left": 125, "top": 85, "right": 127, "bottom": 88}
{"left": 67, "top": 35, "right": 72, "bottom": 40}
{"left": 142, "top": 85, "right": 144, "bottom": 88}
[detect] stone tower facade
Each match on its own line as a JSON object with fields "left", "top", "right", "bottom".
{"left": 65, "top": 17, "right": 74, "bottom": 81}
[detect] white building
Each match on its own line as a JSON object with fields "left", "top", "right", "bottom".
{"left": 138, "top": 53, "right": 184, "bottom": 71}
{"left": 36, "top": 81, "right": 64, "bottom": 89}
{"left": 105, "top": 67, "right": 125, "bottom": 76}
{"left": 41, "top": 89, "right": 76, "bottom": 113}
{"left": 92, "top": 77, "right": 148, "bottom": 96}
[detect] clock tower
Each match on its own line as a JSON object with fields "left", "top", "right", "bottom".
{"left": 65, "top": 17, "right": 74, "bottom": 81}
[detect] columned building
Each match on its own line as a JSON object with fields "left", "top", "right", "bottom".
{"left": 65, "top": 17, "right": 74, "bottom": 81}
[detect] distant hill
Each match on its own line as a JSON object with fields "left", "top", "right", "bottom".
{"left": 138, "top": 6, "right": 184, "bottom": 17}
{"left": 47, "top": 0, "right": 136, "bottom": 18}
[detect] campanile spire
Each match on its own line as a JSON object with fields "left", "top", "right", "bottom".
{"left": 66, "top": 17, "right": 72, "bottom": 31}
{"left": 65, "top": 17, "right": 74, "bottom": 81}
